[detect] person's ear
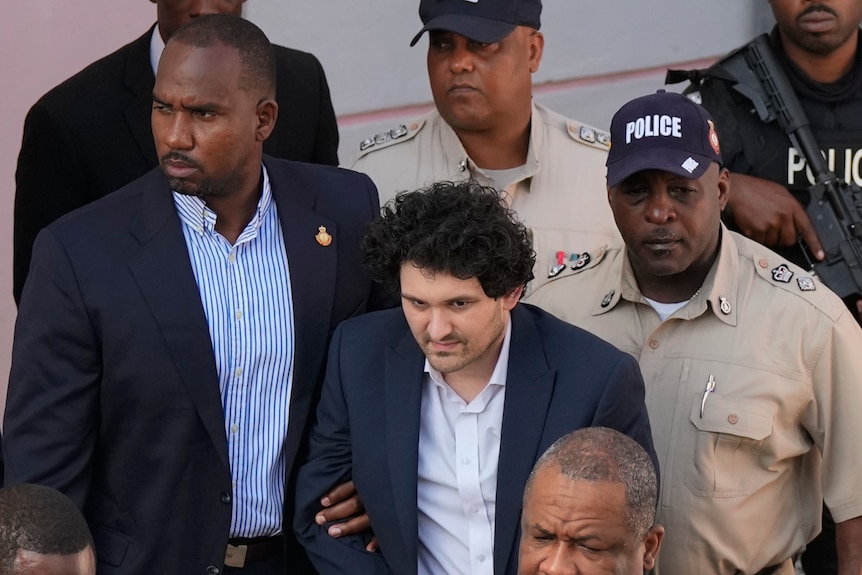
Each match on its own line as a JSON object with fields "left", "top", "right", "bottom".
{"left": 528, "top": 31, "right": 544, "bottom": 73}
{"left": 255, "top": 98, "right": 278, "bottom": 142}
{"left": 642, "top": 525, "right": 665, "bottom": 572}
{"left": 501, "top": 285, "right": 524, "bottom": 310}
{"left": 717, "top": 166, "right": 730, "bottom": 211}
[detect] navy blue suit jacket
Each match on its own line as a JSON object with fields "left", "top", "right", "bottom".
{"left": 294, "top": 304, "right": 657, "bottom": 575}
{"left": 3, "top": 156, "right": 379, "bottom": 575}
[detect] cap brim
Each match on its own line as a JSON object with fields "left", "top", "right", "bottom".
{"left": 606, "top": 148, "right": 715, "bottom": 188}
{"left": 410, "top": 14, "right": 517, "bottom": 46}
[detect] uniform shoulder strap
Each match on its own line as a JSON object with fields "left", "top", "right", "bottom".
{"left": 354, "top": 117, "right": 427, "bottom": 160}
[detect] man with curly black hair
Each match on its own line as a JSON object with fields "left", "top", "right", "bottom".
{"left": 0, "top": 483, "right": 95, "bottom": 575}
{"left": 294, "top": 180, "right": 656, "bottom": 575}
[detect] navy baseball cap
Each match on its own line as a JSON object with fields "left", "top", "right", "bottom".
{"left": 606, "top": 90, "right": 723, "bottom": 188}
{"left": 410, "top": 0, "right": 542, "bottom": 47}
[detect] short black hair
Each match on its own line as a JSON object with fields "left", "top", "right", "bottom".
{"left": 524, "top": 427, "right": 657, "bottom": 540}
{"left": 169, "top": 13, "right": 276, "bottom": 96}
{"left": 362, "top": 180, "right": 535, "bottom": 298}
{"left": 0, "top": 484, "right": 93, "bottom": 574}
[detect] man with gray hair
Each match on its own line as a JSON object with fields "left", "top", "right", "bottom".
{"left": 518, "top": 427, "right": 664, "bottom": 575}
{"left": 0, "top": 483, "right": 96, "bottom": 575}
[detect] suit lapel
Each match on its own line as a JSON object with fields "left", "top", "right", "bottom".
{"left": 384, "top": 328, "right": 424, "bottom": 572}
{"left": 128, "top": 170, "right": 229, "bottom": 470}
{"left": 267, "top": 160, "right": 338, "bottom": 471}
{"left": 123, "top": 27, "right": 159, "bottom": 167}
{"left": 494, "top": 306, "right": 555, "bottom": 574}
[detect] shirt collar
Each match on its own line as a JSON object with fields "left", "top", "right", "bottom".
{"left": 150, "top": 24, "right": 165, "bottom": 76}
{"left": 424, "top": 316, "right": 513, "bottom": 390}
{"left": 172, "top": 165, "right": 273, "bottom": 239}
{"left": 599, "top": 224, "right": 739, "bottom": 326}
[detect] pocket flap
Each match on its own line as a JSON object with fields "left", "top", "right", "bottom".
{"left": 690, "top": 395, "right": 774, "bottom": 440}
{"left": 91, "top": 524, "right": 130, "bottom": 567}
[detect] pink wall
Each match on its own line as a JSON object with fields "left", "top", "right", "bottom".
{"left": 0, "top": 3, "right": 156, "bottom": 421}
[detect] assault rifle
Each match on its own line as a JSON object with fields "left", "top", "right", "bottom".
{"left": 667, "top": 33, "right": 862, "bottom": 301}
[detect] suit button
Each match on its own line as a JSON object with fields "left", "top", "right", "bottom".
{"left": 221, "top": 492, "right": 231, "bottom": 504}
{"left": 206, "top": 567, "right": 220, "bottom": 575}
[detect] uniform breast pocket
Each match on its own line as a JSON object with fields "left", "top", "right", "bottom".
{"left": 684, "top": 394, "right": 775, "bottom": 498}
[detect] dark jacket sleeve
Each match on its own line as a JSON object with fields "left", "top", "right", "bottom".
{"left": 309, "top": 55, "right": 339, "bottom": 167}
{"left": 13, "top": 102, "right": 91, "bottom": 305}
{"left": 269, "top": 47, "right": 340, "bottom": 167}
{"left": 590, "top": 352, "right": 660, "bottom": 484}
{"left": 293, "top": 324, "right": 393, "bottom": 575}
{"left": 3, "top": 228, "right": 101, "bottom": 504}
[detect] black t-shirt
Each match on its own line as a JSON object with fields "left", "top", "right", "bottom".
{"left": 691, "top": 27, "right": 862, "bottom": 268}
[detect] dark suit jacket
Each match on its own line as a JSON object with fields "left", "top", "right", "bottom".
{"left": 294, "top": 304, "right": 657, "bottom": 575}
{"left": 13, "top": 25, "right": 340, "bottom": 304}
{"left": 3, "top": 157, "right": 378, "bottom": 575}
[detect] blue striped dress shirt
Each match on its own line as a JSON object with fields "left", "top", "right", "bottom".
{"left": 173, "top": 167, "right": 294, "bottom": 537}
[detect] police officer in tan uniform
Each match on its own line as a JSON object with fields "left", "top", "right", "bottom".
{"left": 527, "top": 91, "right": 862, "bottom": 575}
{"left": 349, "top": 0, "right": 617, "bottom": 293}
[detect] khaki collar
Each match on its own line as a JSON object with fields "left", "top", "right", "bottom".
{"left": 595, "top": 224, "right": 739, "bottom": 326}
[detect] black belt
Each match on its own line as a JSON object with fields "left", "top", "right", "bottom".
{"left": 225, "top": 536, "right": 282, "bottom": 568}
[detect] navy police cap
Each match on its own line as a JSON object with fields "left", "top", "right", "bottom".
{"left": 606, "top": 90, "right": 723, "bottom": 188}
{"left": 410, "top": 0, "right": 542, "bottom": 47}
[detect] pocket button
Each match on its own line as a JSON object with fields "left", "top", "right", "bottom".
{"left": 727, "top": 413, "right": 739, "bottom": 425}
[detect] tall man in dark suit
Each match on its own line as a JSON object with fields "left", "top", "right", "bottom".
{"left": 13, "top": 0, "right": 340, "bottom": 304}
{"left": 294, "top": 181, "right": 657, "bottom": 575}
{"left": 4, "top": 15, "right": 375, "bottom": 575}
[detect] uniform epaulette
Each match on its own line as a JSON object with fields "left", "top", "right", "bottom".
{"left": 565, "top": 120, "right": 611, "bottom": 151}
{"left": 545, "top": 245, "right": 610, "bottom": 281}
{"left": 749, "top": 249, "right": 845, "bottom": 320}
{"left": 354, "top": 118, "right": 426, "bottom": 159}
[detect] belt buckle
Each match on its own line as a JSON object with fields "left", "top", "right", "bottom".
{"left": 225, "top": 544, "right": 248, "bottom": 568}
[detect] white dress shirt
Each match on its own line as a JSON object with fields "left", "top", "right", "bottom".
{"left": 417, "top": 321, "right": 512, "bottom": 575}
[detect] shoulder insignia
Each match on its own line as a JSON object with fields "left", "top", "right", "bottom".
{"left": 566, "top": 121, "right": 611, "bottom": 150}
{"left": 771, "top": 264, "right": 794, "bottom": 283}
{"left": 748, "top": 247, "right": 845, "bottom": 319}
{"left": 797, "top": 276, "right": 816, "bottom": 291}
{"left": 356, "top": 119, "right": 425, "bottom": 158}
{"left": 754, "top": 254, "right": 822, "bottom": 295}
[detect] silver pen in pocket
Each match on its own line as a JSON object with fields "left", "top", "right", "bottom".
{"left": 700, "top": 374, "right": 716, "bottom": 418}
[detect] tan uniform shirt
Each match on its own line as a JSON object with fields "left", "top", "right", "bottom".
{"left": 349, "top": 103, "right": 619, "bottom": 293}
{"left": 526, "top": 227, "right": 862, "bottom": 575}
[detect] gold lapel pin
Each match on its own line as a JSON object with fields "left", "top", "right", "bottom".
{"left": 315, "top": 226, "right": 332, "bottom": 247}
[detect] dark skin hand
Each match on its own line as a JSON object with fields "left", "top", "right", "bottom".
{"left": 316, "top": 480, "right": 378, "bottom": 552}
{"left": 727, "top": 173, "right": 825, "bottom": 258}
{"left": 729, "top": 173, "right": 862, "bottom": 323}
